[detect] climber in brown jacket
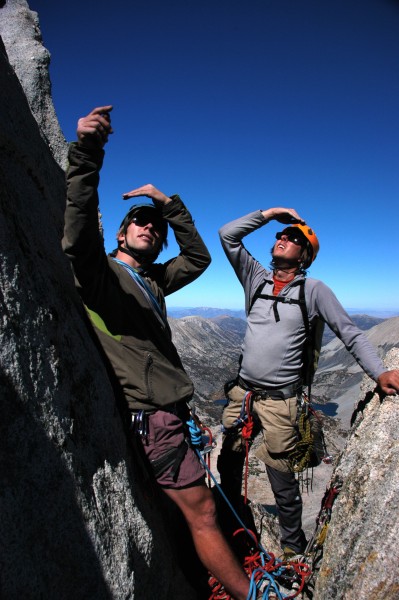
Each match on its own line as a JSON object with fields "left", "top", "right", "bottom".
{"left": 62, "top": 105, "right": 251, "bottom": 600}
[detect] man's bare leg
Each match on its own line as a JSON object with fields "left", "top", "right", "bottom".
{"left": 164, "top": 483, "right": 250, "bottom": 600}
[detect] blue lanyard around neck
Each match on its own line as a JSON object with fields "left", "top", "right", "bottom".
{"left": 112, "top": 258, "right": 167, "bottom": 329}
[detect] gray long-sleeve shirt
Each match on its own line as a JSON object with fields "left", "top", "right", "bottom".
{"left": 219, "top": 210, "right": 385, "bottom": 389}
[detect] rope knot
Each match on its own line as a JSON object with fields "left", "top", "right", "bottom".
{"left": 242, "top": 419, "right": 254, "bottom": 439}
{"left": 186, "top": 418, "right": 203, "bottom": 447}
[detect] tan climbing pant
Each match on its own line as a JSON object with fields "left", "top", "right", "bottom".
{"left": 222, "top": 383, "right": 298, "bottom": 473}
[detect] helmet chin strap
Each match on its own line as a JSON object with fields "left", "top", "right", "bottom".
{"left": 273, "top": 257, "right": 300, "bottom": 270}
{"left": 118, "top": 243, "right": 160, "bottom": 268}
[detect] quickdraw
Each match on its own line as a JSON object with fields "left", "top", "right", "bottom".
{"left": 305, "top": 476, "right": 342, "bottom": 557}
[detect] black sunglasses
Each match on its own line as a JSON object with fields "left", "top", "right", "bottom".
{"left": 130, "top": 213, "right": 165, "bottom": 232}
{"left": 275, "top": 231, "right": 305, "bottom": 246}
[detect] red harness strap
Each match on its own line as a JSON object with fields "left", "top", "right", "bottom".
{"left": 241, "top": 391, "right": 254, "bottom": 505}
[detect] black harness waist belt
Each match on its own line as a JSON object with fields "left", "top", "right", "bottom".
{"left": 237, "top": 376, "right": 302, "bottom": 400}
{"left": 130, "top": 400, "right": 190, "bottom": 418}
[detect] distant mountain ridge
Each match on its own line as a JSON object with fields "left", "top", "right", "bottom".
{"left": 168, "top": 307, "right": 387, "bottom": 347}
{"left": 168, "top": 306, "right": 246, "bottom": 319}
{"left": 168, "top": 306, "right": 399, "bottom": 320}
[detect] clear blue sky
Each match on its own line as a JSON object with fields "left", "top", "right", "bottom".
{"left": 30, "top": 0, "right": 399, "bottom": 315}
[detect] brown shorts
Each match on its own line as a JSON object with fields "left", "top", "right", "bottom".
{"left": 140, "top": 409, "right": 205, "bottom": 489}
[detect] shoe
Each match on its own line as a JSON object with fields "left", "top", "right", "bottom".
{"left": 282, "top": 546, "right": 304, "bottom": 562}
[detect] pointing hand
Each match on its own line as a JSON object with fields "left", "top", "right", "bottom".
{"left": 77, "top": 105, "right": 114, "bottom": 149}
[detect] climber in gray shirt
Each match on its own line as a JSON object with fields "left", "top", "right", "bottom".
{"left": 217, "top": 206, "right": 399, "bottom": 557}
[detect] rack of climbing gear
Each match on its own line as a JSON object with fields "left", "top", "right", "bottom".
{"left": 288, "top": 391, "right": 332, "bottom": 475}
{"left": 131, "top": 409, "right": 149, "bottom": 439}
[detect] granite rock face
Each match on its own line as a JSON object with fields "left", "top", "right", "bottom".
{"left": 314, "top": 347, "right": 399, "bottom": 600}
{"left": 0, "top": 0, "right": 68, "bottom": 170}
{"left": 0, "top": 1, "right": 195, "bottom": 598}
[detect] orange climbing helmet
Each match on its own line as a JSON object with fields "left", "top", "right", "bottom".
{"left": 282, "top": 223, "right": 320, "bottom": 266}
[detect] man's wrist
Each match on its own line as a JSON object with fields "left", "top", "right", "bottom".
{"left": 68, "top": 142, "right": 105, "bottom": 165}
